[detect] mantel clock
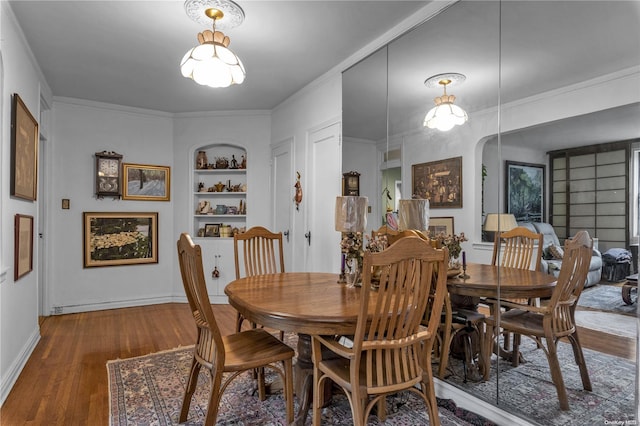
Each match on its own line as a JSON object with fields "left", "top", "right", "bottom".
{"left": 95, "top": 151, "right": 123, "bottom": 198}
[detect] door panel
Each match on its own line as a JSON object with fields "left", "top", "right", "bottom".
{"left": 272, "top": 139, "right": 293, "bottom": 272}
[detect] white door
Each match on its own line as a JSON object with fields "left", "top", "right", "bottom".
{"left": 271, "top": 139, "right": 294, "bottom": 272}
{"left": 305, "top": 122, "right": 342, "bottom": 272}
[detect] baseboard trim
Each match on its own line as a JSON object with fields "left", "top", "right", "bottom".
{"left": 434, "top": 378, "right": 535, "bottom": 426}
{"left": 1, "top": 327, "right": 40, "bottom": 405}
{"left": 52, "top": 296, "right": 175, "bottom": 315}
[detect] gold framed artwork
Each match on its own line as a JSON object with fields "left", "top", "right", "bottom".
{"left": 14, "top": 214, "right": 34, "bottom": 280}
{"left": 122, "top": 163, "right": 171, "bottom": 201}
{"left": 11, "top": 94, "right": 39, "bottom": 201}
{"left": 205, "top": 223, "right": 221, "bottom": 237}
{"left": 411, "top": 156, "right": 462, "bottom": 208}
{"left": 83, "top": 212, "right": 158, "bottom": 268}
{"left": 428, "top": 216, "right": 454, "bottom": 238}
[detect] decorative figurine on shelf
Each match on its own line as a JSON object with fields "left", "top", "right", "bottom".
{"left": 240, "top": 154, "right": 247, "bottom": 169}
{"left": 196, "top": 151, "right": 208, "bottom": 169}
{"left": 230, "top": 155, "right": 238, "bottom": 169}
{"left": 198, "top": 200, "right": 211, "bottom": 214}
{"left": 198, "top": 182, "right": 205, "bottom": 192}
{"left": 294, "top": 171, "right": 303, "bottom": 211}
{"left": 212, "top": 254, "right": 220, "bottom": 278}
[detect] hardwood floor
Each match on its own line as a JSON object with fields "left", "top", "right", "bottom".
{"left": 1, "top": 302, "right": 636, "bottom": 425}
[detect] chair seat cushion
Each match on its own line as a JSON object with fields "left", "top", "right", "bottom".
{"left": 223, "top": 329, "right": 294, "bottom": 371}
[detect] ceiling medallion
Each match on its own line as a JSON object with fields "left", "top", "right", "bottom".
{"left": 184, "top": 0, "right": 245, "bottom": 30}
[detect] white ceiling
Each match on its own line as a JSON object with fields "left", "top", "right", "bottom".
{"left": 7, "top": 1, "right": 640, "bottom": 150}
{"left": 7, "top": 0, "right": 428, "bottom": 113}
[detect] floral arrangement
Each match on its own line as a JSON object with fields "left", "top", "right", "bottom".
{"left": 341, "top": 232, "right": 364, "bottom": 265}
{"left": 365, "top": 234, "right": 388, "bottom": 253}
{"left": 431, "top": 231, "right": 467, "bottom": 260}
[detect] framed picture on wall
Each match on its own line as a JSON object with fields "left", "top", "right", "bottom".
{"left": 83, "top": 212, "right": 158, "bottom": 267}
{"left": 505, "top": 161, "right": 545, "bottom": 222}
{"left": 11, "top": 94, "right": 39, "bottom": 201}
{"left": 14, "top": 214, "right": 34, "bottom": 280}
{"left": 122, "top": 163, "right": 171, "bottom": 201}
{"left": 411, "top": 156, "right": 462, "bottom": 208}
{"left": 428, "top": 216, "right": 454, "bottom": 237}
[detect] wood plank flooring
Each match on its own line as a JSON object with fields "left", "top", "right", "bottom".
{"left": 0, "top": 303, "right": 636, "bottom": 425}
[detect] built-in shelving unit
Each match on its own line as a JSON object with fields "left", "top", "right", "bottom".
{"left": 192, "top": 144, "right": 247, "bottom": 239}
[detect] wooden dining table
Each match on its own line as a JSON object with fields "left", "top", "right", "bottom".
{"left": 224, "top": 265, "right": 557, "bottom": 423}
{"left": 225, "top": 272, "right": 371, "bottom": 425}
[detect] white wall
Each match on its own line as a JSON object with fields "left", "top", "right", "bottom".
{"left": 49, "top": 99, "right": 174, "bottom": 313}
{"left": 0, "top": 2, "right": 51, "bottom": 403}
{"left": 271, "top": 74, "right": 342, "bottom": 272}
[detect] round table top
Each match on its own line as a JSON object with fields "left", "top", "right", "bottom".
{"left": 225, "top": 272, "right": 373, "bottom": 335}
{"left": 446, "top": 263, "right": 557, "bottom": 299}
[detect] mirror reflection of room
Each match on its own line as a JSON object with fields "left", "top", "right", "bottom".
{"left": 343, "top": 1, "right": 638, "bottom": 424}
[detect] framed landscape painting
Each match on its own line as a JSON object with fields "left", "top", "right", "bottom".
{"left": 412, "top": 156, "right": 462, "bottom": 208}
{"left": 505, "top": 161, "right": 545, "bottom": 222}
{"left": 122, "top": 163, "right": 170, "bottom": 201}
{"left": 83, "top": 212, "right": 158, "bottom": 267}
{"left": 11, "top": 94, "right": 39, "bottom": 201}
{"left": 14, "top": 214, "right": 34, "bottom": 280}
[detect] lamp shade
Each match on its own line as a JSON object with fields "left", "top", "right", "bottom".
{"left": 180, "top": 30, "right": 245, "bottom": 88}
{"left": 335, "top": 196, "right": 368, "bottom": 233}
{"left": 423, "top": 98, "right": 468, "bottom": 131}
{"left": 483, "top": 213, "right": 518, "bottom": 232}
{"left": 398, "top": 199, "right": 430, "bottom": 231}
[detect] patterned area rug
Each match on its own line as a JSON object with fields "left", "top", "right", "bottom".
{"left": 444, "top": 338, "right": 637, "bottom": 426}
{"left": 577, "top": 284, "right": 638, "bottom": 315}
{"left": 108, "top": 339, "right": 495, "bottom": 425}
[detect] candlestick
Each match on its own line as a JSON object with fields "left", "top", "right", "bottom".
{"left": 462, "top": 251, "right": 467, "bottom": 268}
{"left": 338, "top": 253, "right": 346, "bottom": 283}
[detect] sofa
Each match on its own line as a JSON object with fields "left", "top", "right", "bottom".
{"left": 518, "top": 222, "right": 602, "bottom": 288}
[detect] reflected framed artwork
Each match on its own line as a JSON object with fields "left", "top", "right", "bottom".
{"left": 428, "top": 216, "right": 454, "bottom": 237}
{"left": 83, "top": 212, "right": 158, "bottom": 267}
{"left": 14, "top": 214, "right": 34, "bottom": 280}
{"left": 122, "top": 163, "right": 171, "bottom": 201}
{"left": 412, "top": 156, "right": 462, "bottom": 208}
{"left": 505, "top": 161, "right": 545, "bottom": 222}
{"left": 11, "top": 94, "right": 39, "bottom": 201}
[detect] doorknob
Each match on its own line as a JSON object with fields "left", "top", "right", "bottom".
{"left": 283, "top": 230, "right": 290, "bottom": 242}
{"left": 304, "top": 231, "right": 311, "bottom": 246}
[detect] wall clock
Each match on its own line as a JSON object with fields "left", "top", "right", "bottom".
{"left": 342, "top": 171, "right": 360, "bottom": 196}
{"left": 95, "top": 151, "right": 123, "bottom": 198}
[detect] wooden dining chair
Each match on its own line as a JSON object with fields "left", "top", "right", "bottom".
{"left": 233, "top": 226, "right": 285, "bottom": 332}
{"left": 491, "top": 226, "right": 544, "bottom": 357}
{"left": 177, "top": 233, "right": 295, "bottom": 425}
{"left": 311, "top": 237, "right": 448, "bottom": 426}
{"left": 482, "top": 230, "right": 593, "bottom": 410}
{"left": 491, "top": 226, "right": 544, "bottom": 271}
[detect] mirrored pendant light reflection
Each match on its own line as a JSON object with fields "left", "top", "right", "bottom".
{"left": 423, "top": 73, "right": 468, "bottom": 131}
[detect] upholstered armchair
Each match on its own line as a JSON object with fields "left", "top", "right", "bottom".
{"left": 518, "top": 222, "right": 602, "bottom": 287}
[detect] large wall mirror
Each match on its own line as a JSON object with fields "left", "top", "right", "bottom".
{"left": 343, "top": 0, "right": 639, "bottom": 423}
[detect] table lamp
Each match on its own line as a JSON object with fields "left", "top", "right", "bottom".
{"left": 483, "top": 213, "right": 517, "bottom": 242}
{"left": 398, "top": 199, "right": 430, "bottom": 232}
{"left": 335, "top": 196, "right": 368, "bottom": 282}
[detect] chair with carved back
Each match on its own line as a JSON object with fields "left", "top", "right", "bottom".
{"left": 311, "top": 237, "right": 448, "bottom": 426}
{"left": 491, "top": 226, "right": 544, "bottom": 359}
{"left": 177, "top": 233, "right": 294, "bottom": 425}
{"left": 233, "top": 226, "right": 285, "bottom": 331}
{"left": 482, "top": 230, "right": 593, "bottom": 410}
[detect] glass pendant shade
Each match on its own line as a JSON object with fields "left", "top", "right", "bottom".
{"left": 423, "top": 94, "right": 468, "bottom": 131}
{"left": 181, "top": 30, "right": 245, "bottom": 88}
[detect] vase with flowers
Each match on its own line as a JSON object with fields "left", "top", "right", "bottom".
{"left": 431, "top": 231, "right": 468, "bottom": 274}
{"left": 365, "top": 234, "right": 388, "bottom": 289}
{"left": 340, "top": 232, "right": 364, "bottom": 287}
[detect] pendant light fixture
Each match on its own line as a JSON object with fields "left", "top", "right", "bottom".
{"left": 181, "top": 0, "right": 246, "bottom": 88}
{"left": 423, "top": 73, "right": 468, "bottom": 131}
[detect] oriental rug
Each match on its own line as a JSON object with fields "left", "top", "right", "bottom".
{"left": 444, "top": 338, "right": 637, "bottom": 426}
{"left": 577, "top": 284, "right": 638, "bottom": 315}
{"left": 107, "top": 343, "right": 494, "bottom": 426}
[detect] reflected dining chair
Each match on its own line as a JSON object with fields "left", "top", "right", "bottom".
{"left": 491, "top": 226, "right": 544, "bottom": 358}
{"left": 482, "top": 230, "right": 593, "bottom": 410}
{"left": 177, "top": 233, "right": 294, "bottom": 425}
{"left": 311, "top": 237, "right": 448, "bottom": 426}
